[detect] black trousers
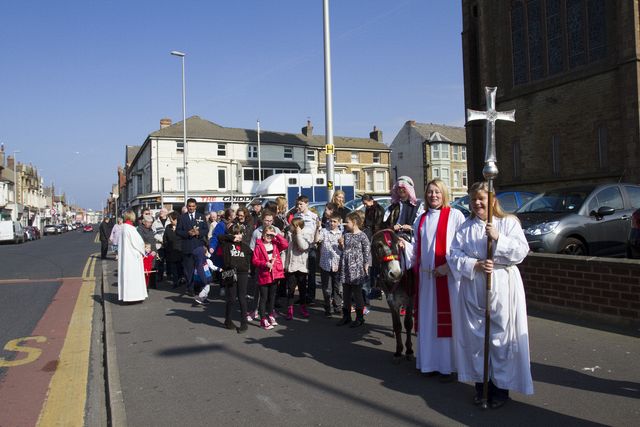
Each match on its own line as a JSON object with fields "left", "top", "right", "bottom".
{"left": 306, "top": 247, "right": 317, "bottom": 302}
{"left": 320, "top": 269, "right": 342, "bottom": 311}
{"left": 226, "top": 272, "right": 249, "bottom": 322}
{"left": 100, "top": 240, "right": 109, "bottom": 259}
{"left": 182, "top": 253, "right": 195, "bottom": 291}
{"left": 287, "top": 271, "right": 308, "bottom": 306}
{"left": 258, "top": 284, "right": 277, "bottom": 318}
{"left": 166, "top": 260, "right": 182, "bottom": 286}
{"left": 343, "top": 283, "right": 364, "bottom": 315}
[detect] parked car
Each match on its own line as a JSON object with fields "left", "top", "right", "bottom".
{"left": 516, "top": 183, "right": 640, "bottom": 257}
{"left": 55, "top": 224, "right": 67, "bottom": 234}
{"left": 43, "top": 224, "right": 58, "bottom": 236}
{"left": 83, "top": 224, "right": 94, "bottom": 232}
{"left": 451, "top": 190, "right": 538, "bottom": 217}
{"left": 0, "top": 221, "right": 25, "bottom": 244}
{"left": 627, "top": 208, "right": 640, "bottom": 258}
{"left": 23, "top": 227, "right": 35, "bottom": 241}
{"left": 344, "top": 196, "right": 393, "bottom": 212}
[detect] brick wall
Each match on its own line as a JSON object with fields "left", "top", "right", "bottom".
{"left": 519, "top": 253, "right": 640, "bottom": 326}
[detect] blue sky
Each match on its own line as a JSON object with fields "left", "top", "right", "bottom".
{"left": 0, "top": 0, "right": 463, "bottom": 210}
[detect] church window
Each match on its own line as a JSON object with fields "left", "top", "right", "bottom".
{"left": 527, "top": 0, "right": 545, "bottom": 80}
{"left": 567, "top": 0, "right": 586, "bottom": 68}
{"left": 546, "top": 0, "right": 564, "bottom": 75}
{"left": 511, "top": 1, "right": 528, "bottom": 85}
{"left": 587, "top": 0, "right": 606, "bottom": 61}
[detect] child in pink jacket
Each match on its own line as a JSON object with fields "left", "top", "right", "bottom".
{"left": 252, "top": 225, "right": 289, "bottom": 330}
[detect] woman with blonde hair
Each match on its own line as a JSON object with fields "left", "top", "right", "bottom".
{"left": 448, "top": 182, "right": 533, "bottom": 408}
{"left": 330, "top": 189, "right": 351, "bottom": 221}
{"left": 413, "top": 178, "right": 465, "bottom": 381}
{"left": 117, "top": 210, "right": 148, "bottom": 303}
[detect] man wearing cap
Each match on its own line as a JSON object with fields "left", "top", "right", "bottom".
{"left": 249, "top": 200, "right": 263, "bottom": 229}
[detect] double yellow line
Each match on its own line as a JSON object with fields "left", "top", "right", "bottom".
{"left": 37, "top": 253, "right": 98, "bottom": 426}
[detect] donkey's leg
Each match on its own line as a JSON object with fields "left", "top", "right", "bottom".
{"left": 387, "top": 298, "right": 404, "bottom": 361}
{"left": 403, "top": 301, "right": 415, "bottom": 361}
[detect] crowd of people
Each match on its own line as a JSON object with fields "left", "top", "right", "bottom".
{"left": 99, "top": 175, "right": 533, "bottom": 408}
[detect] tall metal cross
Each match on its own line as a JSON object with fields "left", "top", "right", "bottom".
{"left": 466, "top": 86, "right": 515, "bottom": 179}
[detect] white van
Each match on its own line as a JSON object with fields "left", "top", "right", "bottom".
{"left": 0, "top": 221, "right": 25, "bottom": 244}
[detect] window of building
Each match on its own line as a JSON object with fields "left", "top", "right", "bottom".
{"left": 136, "top": 175, "right": 143, "bottom": 195}
{"left": 307, "top": 150, "right": 316, "bottom": 161}
{"left": 248, "top": 145, "right": 258, "bottom": 159}
{"left": 176, "top": 168, "right": 184, "bottom": 191}
{"left": 597, "top": 126, "right": 608, "bottom": 168}
{"left": 177, "top": 140, "right": 184, "bottom": 151}
{"left": 511, "top": 0, "right": 606, "bottom": 85}
{"left": 284, "top": 147, "right": 293, "bottom": 159}
{"left": 432, "top": 167, "right": 440, "bottom": 179}
{"left": 375, "top": 171, "right": 386, "bottom": 192}
{"left": 462, "top": 171, "right": 468, "bottom": 187}
{"left": 453, "top": 170, "right": 460, "bottom": 187}
{"left": 352, "top": 170, "right": 360, "bottom": 189}
{"left": 217, "top": 143, "right": 226, "bottom": 157}
{"left": 452, "top": 146, "right": 459, "bottom": 161}
{"left": 365, "top": 171, "right": 373, "bottom": 191}
{"left": 243, "top": 169, "right": 258, "bottom": 181}
{"left": 441, "top": 167, "right": 450, "bottom": 186}
{"left": 351, "top": 152, "right": 359, "bottom": 163}
{"left": 552, "top": 135, "right": 560, "bottom": 176}
{"left": 373, "top": 152, "right": 381, "bottom": 164}
{"left": 432, "top": 144, "right": 440, "bottom": 159}
{"left": 218, "top": 168, "right": 227, "bottom": 189}
{"left": 432, "top": 143, "right": 449, "bottom": 160}
{"left": 461, "top": 146, "right": 467, "bottom": 160}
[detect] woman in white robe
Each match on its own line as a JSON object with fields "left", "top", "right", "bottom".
{"left": 118, "top": 210, "right": 148, "bottom": 302}
{"left": 413, "top": 179, "right": 465, "bottom": 380}
{"left": 448, "top": 181, "right": 533, "bottom": 408}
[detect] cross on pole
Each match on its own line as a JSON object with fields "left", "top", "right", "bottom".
{"left": 466, "top": 87, "right": 515, "bottom": 180}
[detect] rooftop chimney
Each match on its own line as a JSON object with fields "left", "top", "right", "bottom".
{"left": 7, "top": 155, "right": 14, "bottom": 170}
{"left": 302, "top": 120, "right": 313, "bottom": 137}
{"left": 160, "top": 118, "right": 172, "bottom": 129}
{"left": 406, "top": 120, "right": 416, "bottom": 127}
{"left": 369, "top": 125, "right": 382, "bottom": 142}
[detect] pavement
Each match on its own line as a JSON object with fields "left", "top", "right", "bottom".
{"left": 98, "top": 258, "right": 640, "bottom": 427}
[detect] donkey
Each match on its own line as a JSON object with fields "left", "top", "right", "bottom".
{"left": 371, "top": 229, "right": 415, "bottom": 362}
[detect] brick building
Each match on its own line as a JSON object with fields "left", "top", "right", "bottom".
{"left": 462, "top": 0, "right": 640, "bottom": 191}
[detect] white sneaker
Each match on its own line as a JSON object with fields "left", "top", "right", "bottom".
{"left": 246, "top": 315, "right": 254, "bottom": 322}
{"left": 269, "top": 315, "right": 278, "bottom": 326}
{"left": 253, "top": 310, "right": 260, "bottom": 320}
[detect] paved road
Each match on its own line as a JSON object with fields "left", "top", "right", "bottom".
{"left": 0, "top": 230, "right": 105, "bottom": 426}
{"left": 102, "top": 260, "right": 639, "bottom": 427}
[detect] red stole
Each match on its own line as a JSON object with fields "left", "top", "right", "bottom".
{"left": 413, "top": 206, "right": 452, "bottom": 337}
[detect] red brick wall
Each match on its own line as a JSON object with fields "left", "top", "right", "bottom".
{"left": 519, "top": 253, "right": 640, "bottom": 326}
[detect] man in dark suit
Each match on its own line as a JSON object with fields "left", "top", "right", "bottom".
{"left": 176, "top": 198, "right": 208, "bottom": 296}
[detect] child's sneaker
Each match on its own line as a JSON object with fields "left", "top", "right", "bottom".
{"left": 268, "top": 315, "right": 278, "bottom": 326}
{"left": 363, "top": 306, "right": 370, "bottom": 316}
{"left": 245, "top": 315, "right": 254, "bottom": 322}
{"left": 261, "top": 317, "right": 274, "bottom": 330}
{"left": 300, "top": 305, "right": 310, "bottom": 318}
{"left": 253, "top": 310, "right": 260, "bottom": 320}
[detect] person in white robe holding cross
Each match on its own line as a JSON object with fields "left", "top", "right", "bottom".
{"left": 448, "top": 181, "right": 533, "bottom": 408}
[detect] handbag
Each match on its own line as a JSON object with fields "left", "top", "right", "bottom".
{"left": 220, "top": 268, "right": 237, "bottom": 285}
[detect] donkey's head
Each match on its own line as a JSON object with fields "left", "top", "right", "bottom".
{"left": 371, "top": 229, "right": 403, "bottom": 283}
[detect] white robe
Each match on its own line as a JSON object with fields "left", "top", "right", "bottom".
{"left": 448, "top": 215, "right": 534, "bottom": 395}
{"left": 117, "top": 223, "right": 148, "bottom": 302}
{"left": 413, "top": 208, "right": 465, "bottom": 374}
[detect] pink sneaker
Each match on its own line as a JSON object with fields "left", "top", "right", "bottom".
{"left": 286, "top": 305, "right": 294, "bottom": 320}
{"left": 245, "top": 315, "right": 253, "bottom": 322}
{"left": 253, "top": 310, "right": 260, "bottom": 320}
{"left": 300, "top": 304, "right": 310, "bottom": 318}
{"left": 261, "top": 317, "right": 274, "bottom": 330}
{"left": 269, "top": 315, "right": 278, "bottom": 326}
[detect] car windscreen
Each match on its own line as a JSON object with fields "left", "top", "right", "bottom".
{"left": 518, "top": 189, "right": 590, "bottom": 213}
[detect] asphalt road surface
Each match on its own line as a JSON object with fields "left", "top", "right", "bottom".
{"left": 0, "top": 229, "right": 103, "bottom": 426}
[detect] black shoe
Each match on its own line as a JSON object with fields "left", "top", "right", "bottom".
{"left": 490, "top": 397, "right": 509, "bottom": 409}
{"left": 237, "top": 322, "right": 248, "bottom": 334}
{"left": 336, "top": 317, "right": 352, "bottom": 326}
{"left": 350, "top": 318, "right": 365, "bottom": 328}
{"left": 439, "top": 373, "right": 456, "bottom": 383}
{"left": 224, "top": 320, "right": 237, "bottom": 330}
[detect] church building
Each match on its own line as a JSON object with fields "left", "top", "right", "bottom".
{"left": 462, "top": 0, "right": 640, "bottom": 190}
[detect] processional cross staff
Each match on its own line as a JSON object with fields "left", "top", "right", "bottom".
{"left": 465, "top": 86, "right": 515, "bottom": 409}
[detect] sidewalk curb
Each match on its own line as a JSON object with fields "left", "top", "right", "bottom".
{"left": 101, "top": 261, "right": 127, "bottom": 426}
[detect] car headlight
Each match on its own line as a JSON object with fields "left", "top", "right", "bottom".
{"left": 525, "top": 221, "right": 559, "bottom": 236}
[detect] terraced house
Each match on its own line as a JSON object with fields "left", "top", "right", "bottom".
{"left": 122, "top": 116, "right": 391, "bottom": 212}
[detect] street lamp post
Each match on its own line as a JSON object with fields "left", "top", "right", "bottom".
{"left": 12, "top": 150, "right": 20, "bottom": 222}
{"left": 170, "top": 50, "right": 188, "bottom": 207}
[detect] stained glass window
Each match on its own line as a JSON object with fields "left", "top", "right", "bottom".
{"left": 527, "top": 0, "right": 545, "bottom": 80}
{"left": 546, "top": 0, "right": 564, "bottom": 75}
{"left": 511, "top": 1, "right": 528, "bottom": 85}
{"left": 588, "top": 0, "right": 606, "bottom": 61}
{"left": 567, "top": 0, "right": 586, "bottom": 68}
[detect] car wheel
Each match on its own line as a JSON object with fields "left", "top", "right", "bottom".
{"left": 560, "top": 237, "right": 586, "bottom": 256}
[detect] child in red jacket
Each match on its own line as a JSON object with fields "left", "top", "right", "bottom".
{"left": 252, "top": 225, "right": 288, "bottom": 330}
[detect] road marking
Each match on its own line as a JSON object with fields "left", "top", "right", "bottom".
{"left": 37, "top": 258, "right": 95, "bottom": 427}
{"left": 0, "top": 336, "right": 47, "bottom": 367}
{"left": 81, "top": 253, "right": 99, "bottom": 280}
{"left": 94, "top": 233, "right": 99, "bottom": 243}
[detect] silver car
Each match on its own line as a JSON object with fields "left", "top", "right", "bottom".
{"left": 516, "top": 183, "right": 640, "bottom": 256}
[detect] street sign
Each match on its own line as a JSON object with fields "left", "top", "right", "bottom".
{"left": 325, "top": 144, "right": 334, "bottom": 154}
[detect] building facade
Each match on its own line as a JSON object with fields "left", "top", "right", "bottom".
{"left": 122, "top": 116, "right": 391, "bottom": 212}
{"left": 462, "top": 0, "right": 640, "bottom": 191}
{"left": 390, "top": 121, "right": 468, "bottom": 200}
